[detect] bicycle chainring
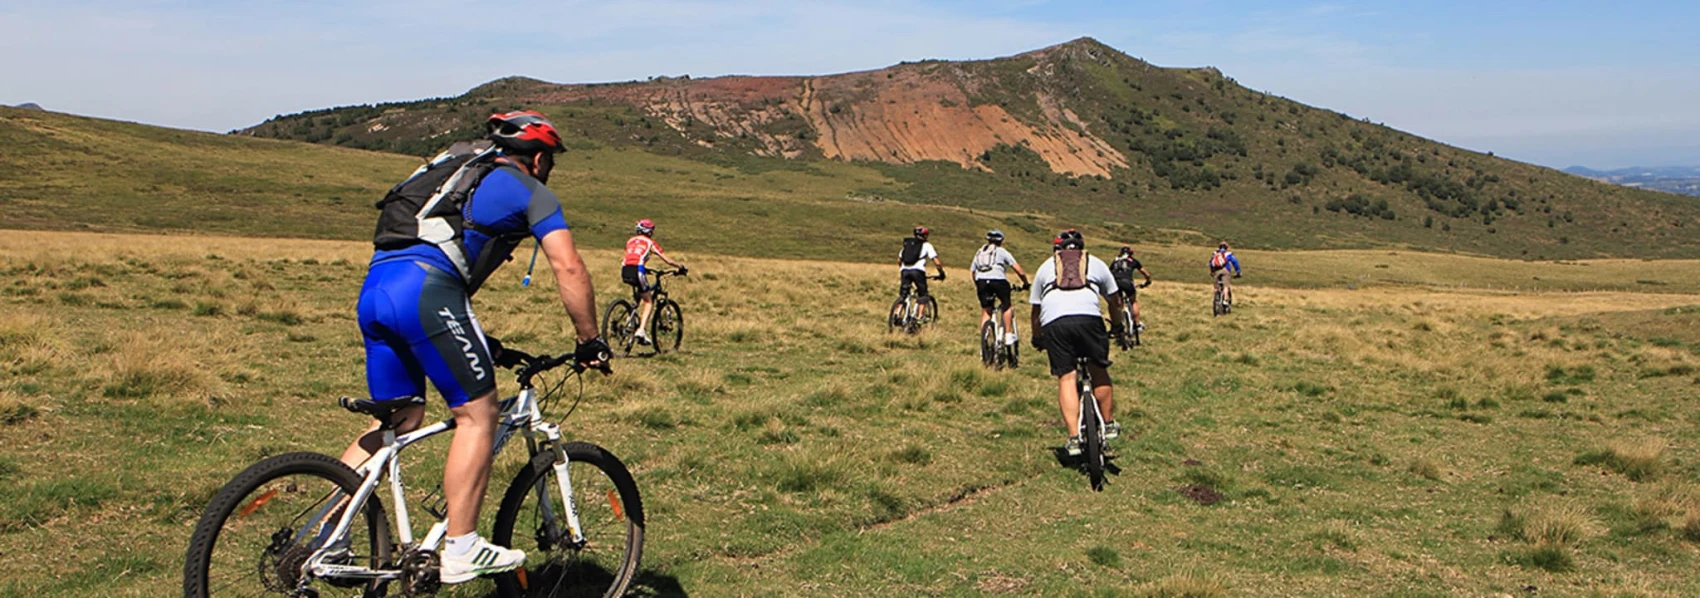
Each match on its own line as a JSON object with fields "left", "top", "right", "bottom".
{"left": 400, "top": 549, "right": 442, "bottom": 597}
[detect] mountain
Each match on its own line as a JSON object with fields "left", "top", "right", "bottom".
{"left": 1564, "top": 165, "right": 1700, "bottom": 197}
{"left": 12, "top": 102, "right": 42, "bottom": 111}
{"left": 238, "top": 38, "right": 1699, "bottom": 260}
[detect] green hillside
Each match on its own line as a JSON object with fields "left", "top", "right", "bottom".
{"left": 0, "top": 106, "right": 1080, "bottom": 265}
{"left": 238, "top": 38, "right": 1700, "bottom": 260}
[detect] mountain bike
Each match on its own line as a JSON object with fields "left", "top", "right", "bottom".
{"left": 183, "top": 347, "right": 643, "bottom": 598}
{"left": 979, "top": 285, "right": 1026, "bottom": 370}
{"left": 602, "top": 269, "right": 686, "bottom": 356}
{"left": 1212, "top": 274, "right": 1233, "bottom": 317}
{"left": 1074, "top": 357, "right": 1110, "bottom": 492}
{"left": 887, "top": 276, "right": 942, "bottom": 334}
{"left": 1113, "top": 284, "right": 1148, "bottom": 350}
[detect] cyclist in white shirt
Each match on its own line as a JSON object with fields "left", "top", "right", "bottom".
{"left": 1029, "top": 229, "right": 1126, "bottom": 456}
{"left": 970, "top": 230, "right": 1030, "bottom": 345}
{"left": 898, "top": 226, "right": 945, "bottom": 309}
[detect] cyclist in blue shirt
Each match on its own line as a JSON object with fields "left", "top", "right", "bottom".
{"left": 338, "top": 111, "right": 610, "bottom": 583}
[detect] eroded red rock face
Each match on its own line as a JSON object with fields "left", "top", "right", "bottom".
{"left": 524, "top": 56, "right": 1128, "bottom": 178}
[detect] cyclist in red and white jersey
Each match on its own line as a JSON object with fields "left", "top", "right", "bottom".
{"left": 622, "top": 219, "right": 687, "bottom": 345}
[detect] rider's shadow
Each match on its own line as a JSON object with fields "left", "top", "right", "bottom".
{"left": 1050, "top": 448, "right": 1123, "bottom": 484}
{"left": 473, "top": 568, "right": 690, "bottom": 597}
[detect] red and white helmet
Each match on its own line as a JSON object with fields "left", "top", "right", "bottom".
{"left": 635, "top": 219, "right": 655, "bottom": 235}
{"left": 486, "top": 111, "right": 564, "bottom": 155}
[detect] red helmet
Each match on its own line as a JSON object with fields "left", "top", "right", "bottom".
{"left": 913, "top": 226, "right": 930, "bottom": 238}
{"left": 487, "top": 111, "right": 564, "bottom": 154}
{"left": 635, "top": 219, "right": 655, "bottom": 235}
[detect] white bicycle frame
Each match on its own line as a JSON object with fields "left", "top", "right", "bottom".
{"left": 302, "top": 385, "right": 584, "bottom": 582}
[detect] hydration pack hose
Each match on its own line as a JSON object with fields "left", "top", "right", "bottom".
{"left": 521, "top": 240, "right": 540, "bottom": 287}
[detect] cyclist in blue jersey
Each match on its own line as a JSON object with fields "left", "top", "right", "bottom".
{"left": 1209, "top": 241, "right": 1242, "bottom": 305}
{"left": 337, "top": 111, "right": 610, "bottom": 584}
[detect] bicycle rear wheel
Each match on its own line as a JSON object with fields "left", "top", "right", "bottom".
{"left": 979, "top": 321, "right": 998, "bottom": 368}
{"left": 184, "top": 452, "right": 391, "bottom": 598}
{"left": 493, "top": 443, "right": 644, "bottom": 598}
{"left": 918, "top": 296, "right": 938, "bottom": 330}
{"left": 1212, "top": 288, "right": 1225, "bottom": 317}
{"left": 887, "top": 298, "right": 906, "bottom": 333}
{"left": 601, "top": 300, "right": 636, "bottom": 355}
{"left": 647, "top": 300, "right": 683, "bottom": 355}
{"left": 1080, "top": 384, "right": 1106, "bottom": 491}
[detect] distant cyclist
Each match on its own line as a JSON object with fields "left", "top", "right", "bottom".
{"left": 1030, "top": 229, "right": 1125, "bottom": 456}
{"left": 970, "top": 230, "right": 1030, "bottom": 346}
{"left": 622, "top": 219, "right": 688, "bottom": 346}
{"left": 1209, "top": 241, "right": 1242, "bottom": 305}
{"left": 898, "top": 226, "right": 946, "bottom": 307}
{"left": 1109, "top": 246, "right": 1153, "bottom": 332}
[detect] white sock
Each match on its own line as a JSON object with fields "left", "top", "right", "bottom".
{"left": 445, "top": 532, "right": 478, "bottom": 556}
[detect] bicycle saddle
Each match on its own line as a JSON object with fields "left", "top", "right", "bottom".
{"left": 339, "top": 395, "right": 427, "bottom": 427}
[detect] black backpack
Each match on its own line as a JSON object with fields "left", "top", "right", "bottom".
{"left": 372, "top": 141, "right": 523, "bottom": 294}
{"left": 900, "top": 237, "right": 924, "bottom": 265}
{"left": 1109, "top": 256, "right": 1135, "bottom": 278}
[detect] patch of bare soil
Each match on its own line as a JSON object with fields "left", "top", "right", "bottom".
{"left": 1177, "top": 484, "right": 1223, "bottom": 505}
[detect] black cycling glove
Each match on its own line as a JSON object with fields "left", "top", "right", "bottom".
{"left": 677, "top": 265, "right": 690, "bottom": 276}
{"left": 486, "top": 336, "right": 523, "bottom": 368}
{"left": 574, "top": 337, "right": 613, "bottom": 373}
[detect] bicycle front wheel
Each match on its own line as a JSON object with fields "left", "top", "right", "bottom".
{"left": 184, "top": 452, "right": 391, "bottom": 598}
{"left": 492, "top": 443, "right": 644, "bottom": 598}
{"left": 648, "top": 300, "right": 683, "bottom": 355}
{"left": 918, "top": 296, "right": 939, "bottom": 329}
{"left": 602, "top": 300, "right": 636, "bottom": 355}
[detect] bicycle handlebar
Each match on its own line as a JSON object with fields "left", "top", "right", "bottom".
{"left": 498, "top": 347, "right": 597, "bottom": 387}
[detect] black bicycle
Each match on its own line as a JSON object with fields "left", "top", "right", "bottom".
{"left": 1113, "top": 283, "right": 1149, "bottom": 350}
{"left": 183, "top": 347, "right": 643, "bottom": 598}
{"left": 603, "top": 269, "right": 686, "bottom": 356}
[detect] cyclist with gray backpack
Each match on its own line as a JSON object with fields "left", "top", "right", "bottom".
{"left": 1029, "top": 229, "right": 1126, "bottom": 456}
{"left": 971, "top": 230, "right": 1030, "bottom": 346}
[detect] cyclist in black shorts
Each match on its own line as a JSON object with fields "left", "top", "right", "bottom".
{"left": 970, "top": 230, "right": 1030, "bottom": 345}
{"left": 1029, "top": 229, "right": 1126, "bottom": 456}
{"left": 1109, "top": 246, "right": 1153, "bottom": 332}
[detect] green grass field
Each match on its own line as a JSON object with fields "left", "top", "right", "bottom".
{"left": 4, "top": 231, "right": 1700, "bottom": 596}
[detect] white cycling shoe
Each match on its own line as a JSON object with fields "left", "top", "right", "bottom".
{"left": 439, "top": 537, "right": 525, "bottom": 584}
{"left": 1004, "top": 333, "right": 1019, "bottom": 346}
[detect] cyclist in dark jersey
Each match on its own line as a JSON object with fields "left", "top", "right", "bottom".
{"left": 338, "top": 111, "right": 610, "bottom": 584}
{"left": 1109, "top": 246, "right": 1153, "bottom": 332}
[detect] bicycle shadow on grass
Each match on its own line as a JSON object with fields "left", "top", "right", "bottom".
{"left": 1050, "top": 448, "right": 1123, "bottom": 485}
{"left": 474, "top": 566, "right": 690, "bottom": 597}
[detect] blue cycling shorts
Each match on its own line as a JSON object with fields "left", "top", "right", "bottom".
{"left": 357, "top": 260, "right": 496, "bottom": 408}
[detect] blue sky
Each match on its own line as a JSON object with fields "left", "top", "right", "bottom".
{"left": 2, "top": 0, "right": 1696, "bottom": 169}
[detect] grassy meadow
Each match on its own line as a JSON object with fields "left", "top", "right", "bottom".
{"left": 4, "top": 231, "right": 1700, "bottom": 596}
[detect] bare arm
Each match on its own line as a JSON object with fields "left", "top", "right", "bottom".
{"left": 656, "top": 249, "right": 684, "bottom": 269}
{"left": 1138, "top": 267, "right": 1153, "bottom": 285}
{"left": 539, "top": 229, "right": 600, "bottom": 341}
{"left": 931, "top": 256, "right": 945, "bottom": 276}
{"left": 1010, "top": 261, "right": 1029, "bottom": 285}
{"left": 1029, "top": 304, "right": 1043, "bottom": 340}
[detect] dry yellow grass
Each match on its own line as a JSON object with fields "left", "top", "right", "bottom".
{"left": 6, "top": 230, "right": 1700, "bottom": 596}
